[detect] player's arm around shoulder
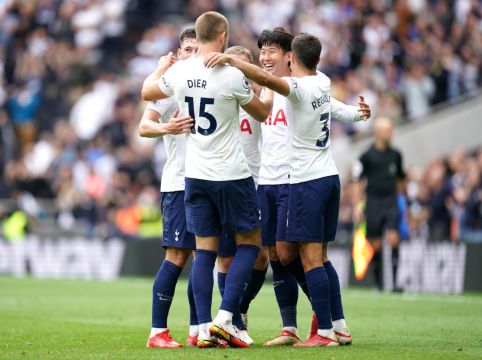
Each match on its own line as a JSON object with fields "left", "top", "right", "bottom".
{"left": 138, "top": 106, "right": 193, "bottom": 138}
{"left": 204, "top": 53, "right": 290, "bottom": 96}
{"left": 242, "top": 86, "right": 278, "bottom": 122}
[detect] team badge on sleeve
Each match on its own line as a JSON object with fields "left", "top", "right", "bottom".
{"left": 242, "top": 76, "right": 252, "bottom": 95}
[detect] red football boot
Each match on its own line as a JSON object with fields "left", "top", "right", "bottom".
{"left": 185, "top": 334, "right": 198, "bottom": 347}
{"left": 293, "top": 332, "right": 339, "bottom": 347}
{"left": 146, "top": 330, "right": 183, "bottom": 348}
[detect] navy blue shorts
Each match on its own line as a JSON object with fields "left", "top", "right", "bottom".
{"left": 161, "top": 191, "right": 196, "bottom": 250}
{"left": 218, "top": 231, "right": 236, "bottom": 257}
{"left": 257, "top": 184, "right": 289, "bottom": 246}
{"left": 184, "top": 177, "right": 261, "bottom": 237}
{"left": 286, "top": 175, "right": 340, "bottom": 243}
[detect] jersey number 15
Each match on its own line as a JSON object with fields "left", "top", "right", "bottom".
{"left": 185, "top": 97, "right": 217, "bottom": 136}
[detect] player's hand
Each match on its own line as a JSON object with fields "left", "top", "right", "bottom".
{"left": 204, "top": 52, "right": 232, "bottom": 68}
{"left": 164, "top": 109, "right": 194, "bottom": 134}
{"left": 358, "top": 96, "right": 371, "bottom": 121}
{"left": 158, "top": 52, "right": 176, "bottom": 70}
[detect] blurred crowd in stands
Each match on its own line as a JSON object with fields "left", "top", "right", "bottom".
{"left": 338, "top": 147, "right": 482, "bottom": 244}
{"left": 0, "top": 0, "right": 481, "bottom": 242}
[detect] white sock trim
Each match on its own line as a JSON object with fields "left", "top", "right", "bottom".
{"left": 333, "top": 319, "right": 347, "bottom": 331}
{"left": 198, "top": 323, "right": 209, "bottom": 339}
{"left": 317, "top": 328, "right": 334, "bottom": 338}
{"left": 150, "top": 327, "right": 167, "bottom": 337}
{"left": 189, "top": 325, "right": 199, "bottom": 337}
{"left": 215, "top": 309, "right": 233, "bottom": 324}
{"left": 282, "top": 326, "right": 298, "bottom": 335}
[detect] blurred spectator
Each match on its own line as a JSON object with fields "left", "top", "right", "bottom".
{"left": 5, "top": 80, "right": 42, "bottom": 151}
{"left": 402, "top": 63, "right": 435, "bottom": 120}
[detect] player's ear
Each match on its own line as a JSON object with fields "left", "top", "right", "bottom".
{"left": 220, "top": 31, "right": 227, "bottom": 45}
{"left": 317, "top": 56, "right": 321, "bottom": 66}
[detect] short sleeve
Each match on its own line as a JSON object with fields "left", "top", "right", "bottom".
{"left": 146, "top": 100, "right": 174, "bottom": 116}
{"left": 284, "top": 77, "right": 304, "bottom": 104}
{"left": 158, "top": 65, "right": 176, "bottom": 97}
{"left": 231, "top": 69, "right": 254, "bottom": 106}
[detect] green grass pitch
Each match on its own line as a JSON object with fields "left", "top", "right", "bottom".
{"left": 1, "top": 276, "right": 481, "bottom": 359}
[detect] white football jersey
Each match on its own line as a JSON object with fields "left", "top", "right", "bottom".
{"left": 147, "top": 98, "right": 186, "bottom": 192}
{"left": 159, "top": 56, "right": 254, "bottom": 181}
{"left": 258, "top": 92, "right": 291, "bottom": 185}
{"left": 239, "top": 107, "right": 261, "bottom": 185}
{"left": 285, "top": 72, "right": 362, "bottom": 184}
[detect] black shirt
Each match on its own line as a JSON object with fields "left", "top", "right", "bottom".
{"left": 359, "top": 145, "right": 405, "bottom": 196}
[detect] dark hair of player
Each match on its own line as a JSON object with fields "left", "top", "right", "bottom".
{"left": 257, "top": 27, "right": 294, "bottom": 53}
{"left": 180, "top": 28, "right": 196, "bottom": 45}
{"left": 195, "top": 11, "right": 228, "bottom": 43}
{"left": 291, "top": 33, "right": 322, "bottom": 70}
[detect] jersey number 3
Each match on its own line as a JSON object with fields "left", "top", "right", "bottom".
{"left": 316, "top": 113, "right": 330, "bottom": 148}
{"left": 185, "top": 97, "right": 217, "bottom": 136}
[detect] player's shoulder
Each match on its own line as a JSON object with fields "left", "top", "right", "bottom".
{"left": 167, "top": 56, "right": 197, "bottom": 74}
{"left": 220, "top": 64, "right": 246, "bottom": 80}
{"left": 315, "top": 71, "right": 331, "bottom": 87}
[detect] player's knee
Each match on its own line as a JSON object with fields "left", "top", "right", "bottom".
{"left": 165, "top": 248, "right": 191, "bottom": 267}
{"left": 217, "top": 256, "right": 233, "bottom": 272}
{"left": 254, "top": 246, "right": 269, "bottom": 269}
{"left": 268, "top": 245, "right": 279, "bottom": 261}
{"left": 299, "top": 245, "right": 323, "bottom": 272}
{"left": 277, "top": 244, "right": 297, "bottom": 266}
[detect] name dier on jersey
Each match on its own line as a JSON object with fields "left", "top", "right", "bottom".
{"left": 187, "top": 79, "right": 207, "bottom": 89}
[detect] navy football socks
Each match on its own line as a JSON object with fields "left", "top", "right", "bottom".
{"left": 217, "top": 271, "right": 244, "bottom": 328}
{"left": 270, "top": 260, "right": 298, "bottom": 328}
{"left": 305, "top": 266, "right": 332, "bottom": 330}
{"left": 152, "top": 259, "right": 182, "bottom": 328}
{"left": 285, "top": 256, "right": 311, "bottom": 300}
{"left": 192, "top": 249, "right": 217, "bottom": 324}
{"left": 187, "top": 269, "right": 198, "bottom": 326}
{"left": 239, "top": 267, "right": 267, "bottom": 314}
{"left": 220, "top": 245, "right": 260, "bottom": 314}
{"left": 323, "top": 261, "right": 344, "bottom": 321}
{"left": 217, "top": 271, "right": 227, "bottom": 297}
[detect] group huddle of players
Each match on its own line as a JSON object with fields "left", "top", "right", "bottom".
{"left": 139, "top": 11, "right": 371, "bottom": 349}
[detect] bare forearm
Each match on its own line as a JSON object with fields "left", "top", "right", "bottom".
{"left": 139, "top": 119, "right": 167, "bottom": 138}
{"left": 230, "top": 58, "right": 271, "bottom": 86}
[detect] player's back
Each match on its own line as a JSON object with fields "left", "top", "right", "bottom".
{"left": 160, "top": 56, "right": 254, "bottom": 181}
{"left": 285, "top": 72, "right": 338, "bottom": 184}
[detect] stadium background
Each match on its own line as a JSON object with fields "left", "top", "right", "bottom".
{"left": 0, "top": 1, "right": 481, "bottom": 358}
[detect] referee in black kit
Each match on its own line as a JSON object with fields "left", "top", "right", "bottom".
{"left": 353, "top": 117, "right": 406, "bottom": 292}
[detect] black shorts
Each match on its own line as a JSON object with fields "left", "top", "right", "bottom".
{"left": 365, "top": 194, "right": 399, "bottom": 238}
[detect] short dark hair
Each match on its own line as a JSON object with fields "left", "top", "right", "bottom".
{"left": 257, "top": 27, "right": 293, "bottom": 53}
{"left": 180, "top": 28, "right": 196, "bottom": 45}
{"left": 291, "top": 33, "right": 322, "bottom": 70}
